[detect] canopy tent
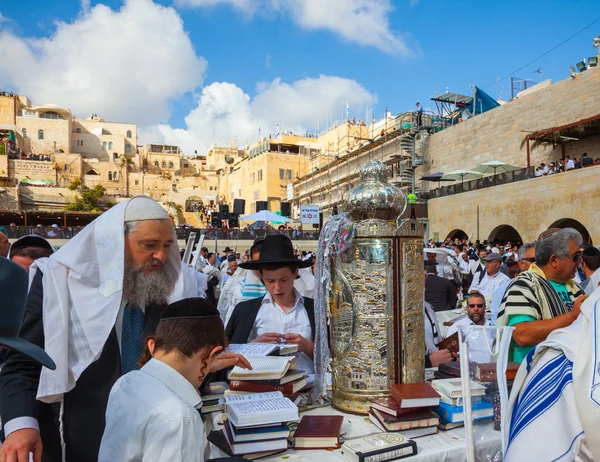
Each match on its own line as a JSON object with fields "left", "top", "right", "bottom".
{"left": 441, "top": 169, "right": 483, "bottom": 183}
{"left": 473, "top": 161, "right": 521, "bottom": 176}
{"left": 420, "top": 172, "right": 456, "bottom": 182}
{"left": 239, "top": 210, "right": 294, "bottom": 223}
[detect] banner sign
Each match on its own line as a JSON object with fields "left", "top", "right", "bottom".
{"left": 287, "top": 184, "right": 294, "bottom": 201}
{"left": 300, "top": 205, "right": 320, "bottom": 224}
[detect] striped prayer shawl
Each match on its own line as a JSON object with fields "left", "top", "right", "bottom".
{"left": 497, "top": 264, "right": 584, "bottom": 325}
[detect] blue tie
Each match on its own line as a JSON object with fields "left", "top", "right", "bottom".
{"left": 121, "top": 304, "right": 145, "bottom": 375}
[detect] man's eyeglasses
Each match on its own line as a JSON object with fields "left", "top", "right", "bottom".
{"left": 520, "top": 257, "right": 536, "bottom": 263}
{"left": 468, "top": 303, "right": 485, "bottom": 308}
{"left": 567, "top": 252, "right": 582, "bottom": 262}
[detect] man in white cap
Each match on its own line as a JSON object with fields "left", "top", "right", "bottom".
{"left": 0, "top": 196, "right": 200, "bottom": 462}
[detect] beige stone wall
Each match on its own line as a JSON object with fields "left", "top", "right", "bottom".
{"left": 71, "top": 119, "right": 136, "bottom": 161}
{"left": 9, "top": 160, "right": 57, "bottom": 183}
{"left": 0, "top": 96, "right": 16, "bottom": 125}
{"left": 427, "top": 165, "right": 600, "bottom": 244}
{"left": 53, "top": 153, "right": 82, "bottom": 187}
{"left": 0, "top": 155, "right": 8, "bottom": 177}
{"left": 17, "top": 116, "right": 72, "bottom": 154}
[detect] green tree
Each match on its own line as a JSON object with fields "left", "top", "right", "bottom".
{"left": 65, "top": 185, "right": 109, "bottom": 212}
{"left": 68, "top": 177, "right": 82, "bottom": 191}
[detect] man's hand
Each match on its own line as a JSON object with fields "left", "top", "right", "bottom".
{"left": 429, "top": 349, "right": 452, "bottom": 367}
{"left": 208, "top": 352, "right": 252, "bottom": 373}
{"left": 282, "top": 333, "right": 314, "bottom": 358}
{"left": 570, "top": 295, "right": 588, "bottom": 320}
{"left": 0, "top": 428, "right": 43, "bottom": 462}
{"left": 251, "top": 332, "right": 282, "bottom": 344}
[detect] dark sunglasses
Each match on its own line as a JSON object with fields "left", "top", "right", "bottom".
{"left": 520, "top": 257, "right": 536, "bottom": 263}
{"left": 567, "top": 252, "right": 582, "bottom": 262}
{"left": 468, "top": 303, "right": 485, "bottom": 308}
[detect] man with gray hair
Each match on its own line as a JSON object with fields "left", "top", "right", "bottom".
{"left": 497, "top": 228, "right": 587, "bottom": 363}
{"left": 0, "top": 196, "right": 211, "bottom": 461}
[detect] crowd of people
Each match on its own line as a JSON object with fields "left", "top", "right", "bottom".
{"left": 8, "top": 152, "right": 53, "bottom": 161}
{"left": 0, "top": 194, "right": 599, "bottom": 461}
{"left": 534, "top": 152, "right": 600, "bottom": 176}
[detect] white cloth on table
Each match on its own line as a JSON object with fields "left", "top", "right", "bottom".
{"left": 99, "top": 359, "right": 206, "bottom": 462}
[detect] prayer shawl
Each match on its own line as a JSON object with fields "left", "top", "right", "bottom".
{"left": 585, "top": 267, "right": 600, "bottom": 295}
{"left": 31, "top": 199, "right": 198, "bottom": 404}
{"left": 505, "top": 286, "right": 600, "bottom": 461}
{"left": 220, "top": 268, "right": 267, "bottom": 325}
{"left": 496, "top": 263, "right": 584, "bottom": 325}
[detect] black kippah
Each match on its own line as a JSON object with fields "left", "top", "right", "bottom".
{"left": 160, "top": 298, "right": 220, "bottom": 321}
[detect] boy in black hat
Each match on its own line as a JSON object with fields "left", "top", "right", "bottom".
{"left": 225, "top": 235, "right": 315, "bottom": 373}
{"left": 99, "top": 298, "right": 250, "bottom": 461}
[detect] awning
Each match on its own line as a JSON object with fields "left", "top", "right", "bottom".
{"left": 523, "top": 113, "right": 600, "bottom": 146}
{"left": 0, "top": 123, "right": 18, "bottom": 131}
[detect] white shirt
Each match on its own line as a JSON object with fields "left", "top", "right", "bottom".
{"left": 248, "top": 289, "right": 314, "bottom": 374}
{"left": 99, "top": 359, "right": 206, "bottom": 462}
{"left": 468, "top": 270, "right": 509, "bottom": 299}
{"left": 566, "top": 159, "right": 575, "bottom": 170}
{"left": 446, "top": 317, "right": 492, "bottom": 363}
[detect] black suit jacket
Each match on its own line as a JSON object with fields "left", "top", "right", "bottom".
{"left": 225, "top": 295, "right": 315, "bottom": 344}
{"left": 0, "top": 270, "right": 165, "bottom": 462}
{"left": 425, "top": 274, "right": 458, "bottom": 312}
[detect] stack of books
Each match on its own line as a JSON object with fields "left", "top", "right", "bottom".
{"left": 293, "top": 415, "right": 344, "bottom": 449}
{"left": 368, "top": 383, "right": 441, "bottom": 438}
{"left": 431, "top": 378, "right": 494, "bottom": 430}
{"left": 200, "top": 381, "right": 229, "bottom": 415}
{"left": 227, "top": 355, "right": 310, "bottom": 400}
{"left": 209, "top": 391, "right": 299, "bottom": 458}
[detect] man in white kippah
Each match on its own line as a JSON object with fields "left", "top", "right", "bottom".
{"left": 0, "top": 196, "right": 201, "bottom": 462}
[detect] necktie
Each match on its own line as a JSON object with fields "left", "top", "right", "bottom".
{"left": 121, "top": 304, "right": 145, "bottom": 375}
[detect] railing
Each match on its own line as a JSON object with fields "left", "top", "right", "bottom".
{"left": 427, "top": 167, "right": 536, "bottom": 199}
{"left": 3, "top": 226, "right": 86, "bottom": 239}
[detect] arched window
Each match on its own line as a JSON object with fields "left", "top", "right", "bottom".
{"left": 103, "top": 141, "right": 107, "bottom": 150}
{"left": 108, "top": 172, "right": 113, "bottom": 181}
{"left": 108, "top": 141, "right": 113, "bottom": 150}
{"left": 168, "top": 161, "right": 174, "bottom": 168}
{"left": 154, "top": 161, "right": 159, "bottom": 167}
{"left": 125, "top": 144, "right": 131, "bottom": 154}
{"left": 161, "top": 161, "right": 167, "bottom": 168}
{"left": 126, "top": 130, "right": 132, "bottom": 138}
{"left": 22, "top": 128, "right": 27, "bottom": 138}
{"left": 38, "top": 129, "right": 44, "bottom": 140}
{"left": 113, "top": 171, "right": 119, "bottom": 181}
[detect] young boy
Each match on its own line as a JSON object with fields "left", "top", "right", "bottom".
{"left": 225, "top": 234, "right": 315, "bottom": 373}
{"left": 99, "top": 298, "right": 250, "bottom": 461}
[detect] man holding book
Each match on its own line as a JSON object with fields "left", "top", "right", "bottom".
{"left": 226, "top": 234, "right": 315, "bottom": 373}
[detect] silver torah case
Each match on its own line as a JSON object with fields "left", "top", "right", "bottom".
{"left": 329, "top": 161, "right": 426, "bottom": 414}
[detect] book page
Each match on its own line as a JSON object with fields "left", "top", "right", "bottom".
{"left": 229, "top": 356, "right": 293, "bottom": 376}
{"left": 230, "top": 397, "right": 297, "bottom": 416}
{"left": 226, "top": 343, "right": 279, "bottom": 357}
{"left": 221, "top": 391, "right": 283, "bottom": 405}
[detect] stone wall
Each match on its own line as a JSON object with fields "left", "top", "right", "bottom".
{"left": 0, "top": 186, "right": 19, "bottom": 211}
{"left": 427, "top": 165, "right": 600, "bottom": 244}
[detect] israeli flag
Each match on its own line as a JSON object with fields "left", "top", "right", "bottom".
{"left": 258, "top": 126, "right": 261, "bottom": 138}
{"left": 346, "top": 101, "right": 350, "bottom": 120}
{"left": 276, "top": 124, "right": 280, "bottom": 138}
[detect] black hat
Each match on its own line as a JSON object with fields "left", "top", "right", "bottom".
{"left": 160, "top": 297, "right": 221, "bottom": 321}
{"left": 222, "top": 247, "right": 234, "bottom": 253}
{"left": 239, "top": 234, "right": 312, "bottom": 269}
{"left": 583, "top": 246, "right": 600, "bottom": 258}
{"left": 227, "top": 254, "right": 237, "bottom": 262}
{"left": 0, "top": 257, "right": 56, "bottom": 370}
{"left": 8, "top": 235, "right": 54, "bottom": 259}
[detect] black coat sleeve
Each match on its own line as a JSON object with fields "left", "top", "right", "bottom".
{"left": 447, "top": 280, "right": 458, "bottom": 308}
{"left": 0, "top": 270, "right": 46, "bottom": 424}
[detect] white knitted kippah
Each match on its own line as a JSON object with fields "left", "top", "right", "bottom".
{"left": 124, "top": 196, "right": 170, "bottom": 222}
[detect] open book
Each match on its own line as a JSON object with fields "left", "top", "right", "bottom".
{"left": 227, "top": 343, "right": 298, "bottom": 356}
{"left": 228, "top": 356, "right": 295, "bottom": 381}
{"left": 225, "top": 391, "right": 299, "bottom": 428}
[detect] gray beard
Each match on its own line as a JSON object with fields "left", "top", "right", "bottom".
{"left": 123, "top": 258, "right": 176, "bottom": 309}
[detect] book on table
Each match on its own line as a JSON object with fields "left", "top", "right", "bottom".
{"left": 200, "top": 381, "right": 229, "bottom": 401}
{"left": 224, "top": 391, "right": 299, "bottom": 428}
{"left": 438, "top": 361, "right": 461, "bottom": 378}
{"left": 434, "top": 400, "right": 494, "bottom": 424}
{"left": 369, "top": 408, "right": 439, "bottom": 431}
{"left": 370, "top": 398, "right": 423, "bottom": 418}
{"left": 227, "top": 343, "right": 298, "bottom": 357}
{"left": 293, "top": 415, "right": 344, "bottom": 449}
{"left": 431, "top": 378, "right": 486, "bottom": 399}
{"left": 368, "top": 413, "right": 438, "bottom": 439}
{"left": 390, "top": 383, "right": 440, "bottom": 408}
{"left": 207, "top": 430, "right": 286, "bottom": 460}
{"left": 229, "top": 376, "right": 308, "bottom": 395}
{"left": 200, "top": 399, "right": 224, "bottom": 415}
{"left": 227, "top": 420, "right": 290, "bottom": 442}
{"left": 438, "top": 421, "right": 464, "bottom": 431}
{"left": 222, "top": 424, "right": 289, "bottom": 456}
{"left": 475, "top": 362, "right": 520, "bottom": 382}
{"left": 341, "top": 432, "right": 417, "bottom": 462}
{"left": 438, "top": 393, "right": 482, "bottom": 407}
{"left": 251, "top": 369, "right": 305, "bottom": 385}
{"left": 228, "top": 356, "right": 295, "bottom": 381}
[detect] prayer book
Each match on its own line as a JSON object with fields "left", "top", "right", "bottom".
{"left": 437, "top": 332, "right": 459, "bottom": 354}
{"left": 341, "top": 432, "right": 417, "bottom": 462}
{"left": 228, "top": 356, "right": 295, "bottom": 381}
{"left": 251, "top": 369, "right": 305, "bottom": 385}
{"left": 438, "top": 421, "right": 464, "bottom": 431}
{"left": 208, "top": 428, "right": 288, "bottom": 457}
{"left": 293, "top": 415, "right": 344, "bottom": 449}
{"left": 227, "top": 420, "right": 290, "bottom": 442}
{"left": 438, "top": 393, "right": 482, "bottom": 407}
{"left": 475, "top": 362, "right": 520, "bottom": 382}
{"left": 223, "top": 419, "right": 289, "bottom": 454}
{"left": 370, "top": 398, "right": 422, "bottom": 418}
{"left": 438, "top": 361, "right": 462, "bottom": 378}
{"left": 431, "top": 378, "right": 486, "bottom": 399}
{"left": 227, "top": 343, "right": 298, "bottom": 357}
{"left": 200, "top": 398, "right": 224, "bottom": 414}
{"left": 369, "top": 408, "right": 439, "bottom": 432}
{"left": 434, "top": 401, "right": 494, "bottom": 424}
{"left": 390, "top": 383, "right": 440, "bottom": 408}
{"left": 225, "top": 391, "right": 299, "bottom": 428}
{"left": 200, "top": 381, "right": 229, "bottom": 401}
{"left": 368, "top": 413, "right": 438, "bottom": 438}
{"left": 229, "top": 377, "right": 308, "bottom": 395}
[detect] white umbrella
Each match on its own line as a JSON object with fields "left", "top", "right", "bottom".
{"left": 473, "top": 160, "right": 521, "bottom": 176}
{"left": 239, "top": 210, "right": 294, "bottom": 223}
{"left": 441, "top": 169, "right": 484, "bottom": 183}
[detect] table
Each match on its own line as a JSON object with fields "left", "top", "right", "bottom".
{"left": 205, "top": 405, "right": 502, "bottom": 461}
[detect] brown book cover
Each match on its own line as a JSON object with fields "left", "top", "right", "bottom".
{"left": 390, "top": 383, "right": 440, "bottom": 408}
{"left": 438, "top": 332, "right": 459, "bottom": 353}
{"left": 476, "top": 362, "right": 520, "bottom": 382}
{"left": 370, "top": 408, "right": 440, "bottom": 431}
{"left": 294, "top": 415, "right": 343, "bottom": 449}
{"left": 370, "top": 398, "right": 422, "bottom": 418}
{"left": 438, "top": 362, "right": 461, "bottom": 378}
{"left": 229, "top": 377, "right": 307, "bottom": 395}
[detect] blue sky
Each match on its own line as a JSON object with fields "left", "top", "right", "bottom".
{"left": 1, "top": 0, "right": 599, "bottom": 155}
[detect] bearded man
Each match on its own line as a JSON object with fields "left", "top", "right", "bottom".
{"left": 0, "top": 196, "right": 202, "bottom": 461}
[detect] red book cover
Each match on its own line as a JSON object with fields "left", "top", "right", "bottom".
{"left": 229, "top": 377, "right": 307, "bottom": 395}
{"left": 370, "top": 398, "right": 422, "bottom": 417}
{"left": 390, "top": 383, "right": 440, "bottom": 408}
{"left": 294, "top": 415, "right": 343, "bottom": 449}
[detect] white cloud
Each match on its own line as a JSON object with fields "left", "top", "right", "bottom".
{"left": 0, "top": 0, "right": 206, "bottom": 126}
{"left": 149, "top": 75, "right": 376, "bottom": 156}
{"left": 176, "top": 0, "right": 412, "bottom": 54}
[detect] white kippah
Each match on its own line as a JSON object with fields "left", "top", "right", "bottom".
{"left": 124, "top": 196, "right": 170, "bottom": 222}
